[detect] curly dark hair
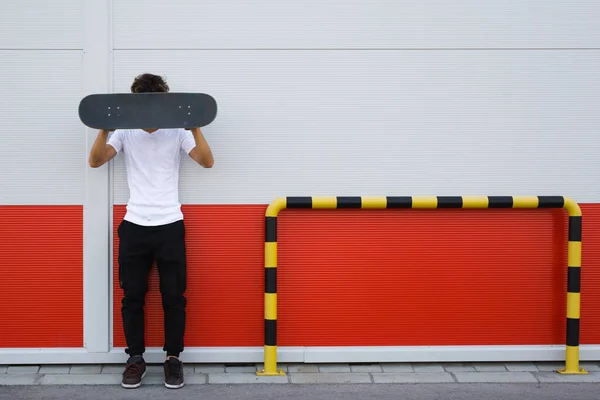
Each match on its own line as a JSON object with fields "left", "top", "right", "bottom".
{"left": 130, "top": 73, "right": 170, "bottom": 93}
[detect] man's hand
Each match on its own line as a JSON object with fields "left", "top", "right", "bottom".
{"left": 188, "top": 127, "right": 214, "bottom": 168}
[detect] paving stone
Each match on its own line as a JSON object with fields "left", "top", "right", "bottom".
{"left": 140, "top": 374, "right": 166, "bottom": 385}
{"left": 39, "top": 365, "right": 71, "bottom": 374}
{"left": 504, "top": 362, "right": 538, "bottom": 372}
{"left": 579, "top": 362, "right": 600, "bottom": 372}
{"left": 534, "top": 371, "right": 600, "bottom": 383}
{"left": 443, "top": 363, "right": 476, "bottom": 372}
{"left": 290, "top": 372, "right": 371, "bottom": 384}
{"left": 145, "top": 365, "right": 164, "bottom": 375}
{"left": 453, "top": 372, "right": 538, "bottom": 383}
{"left": 350, "top": 364, "right": 383, "bottom": 373}
{"left": 534, "top": 362, "right": 570, "bottom": 372}
{"left": 183, "top": 364, "right": 195, "bottom": 374}
{"left": 182, "top": 374, "right": 208, "bottom": 384}
{"left": 209, "top": 373, "right": 288, "bottom": 384}
{"left": 412, "top": 363, "right": 445, "bottom": 372}
{"left": 473, "top": 363, "right": 507, "bottom": 372}
{"left": 7, "top": 366, "right": 40, "bottom": 374}
{"left": 41, "top": 373, "right": 122, "bottom": 385}
{"left": 101, "top": 365, "right": 124, "bottom": 374}
{"left": 381, "top": 363, "right": 414, "bottom": 373}
{"left": 42, "top": 372, "right": 204, "bottom": 386}
{"left": 225, "top": 365, "right": 257, "bottom": 373}
{"left": 7, "top": 361, "right": 599, "bottom": 386}
{"left": 256, "top": 364, "right": 288, "bottom": 373}
{"left": 123, "top": 363, "right": 193, "bottom": 375}
{"left": 318, "top": 364, "right": 351, "bottom": 373}
{"left": 286, "top": 364, "right": 319, "bottom": 373}
{"left": 372, "top": 372, "right": 455, "bottom": 384}
{"left": 70, "top": 365, "right": 102, "bottom": 374}
{"left": 139, "top": 373, "right": 207, "bottom": 385}
{"left": 195, "top": 364, "right": 226, "bottom": 373}
{"left": 0, "top": 374, "right": 43, "bottom": 385}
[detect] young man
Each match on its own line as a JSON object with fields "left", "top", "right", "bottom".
{"left": 88, "top": 73, "right": 214, "bottom": 389}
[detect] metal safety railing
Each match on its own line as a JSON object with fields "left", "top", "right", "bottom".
{"left": 255, "top": 195, "right": 586, "bottom": 377}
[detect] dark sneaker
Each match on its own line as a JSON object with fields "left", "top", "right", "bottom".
{"left": 121, "top": 355, "right": 146, "bottom": 388}
{"left": 163, "top": 357, "right": 184, "bottom": 389}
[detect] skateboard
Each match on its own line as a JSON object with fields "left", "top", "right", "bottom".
{"left": 78, "top": 92, "right": 217, "bottom": 130}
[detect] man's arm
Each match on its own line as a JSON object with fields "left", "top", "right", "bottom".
{"left": 89, "top": 129, "right": 118, "bottom": 168}
{"left": 187, "top": 127, "right": 214, "bottom": 168}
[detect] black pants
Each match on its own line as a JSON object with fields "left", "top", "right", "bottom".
{"left": 117, "top": 219, "right": 187, "bottom": 357}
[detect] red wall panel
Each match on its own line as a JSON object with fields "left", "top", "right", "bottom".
{"left": 112, "top": 204, "right": 600, "bottom": 348}
{"left": 0, "top": 206, "right": 83, "bottom": 348}
{"left": 112, "top": 205, "right": 265, "bottom": 348}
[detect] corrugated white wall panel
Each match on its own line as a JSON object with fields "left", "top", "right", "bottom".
{"left": 0, "top": 51, "right": 84, "bottom": 205}
{"left": 113, "top": 0, "right": 600, "bottom": 49}
{"left": 0, "top": 0, "right": 83, "bottom": 49}
{"left": 111, "top": 50, "right": 600, "bottom": 205}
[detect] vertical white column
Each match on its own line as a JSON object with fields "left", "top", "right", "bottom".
{"left": 82, "top": 0, "right": 111, "bottom": 354}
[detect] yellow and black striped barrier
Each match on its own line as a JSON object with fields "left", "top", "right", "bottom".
{"left": 255, "top": 196, "right": 585, "bottom": 376}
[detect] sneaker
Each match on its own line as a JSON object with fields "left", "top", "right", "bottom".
{"left": 163, "top": 357, "right": 184, "bottom": 389}
{"left": 121, "top": 355, "right": 146, "bottom": 388}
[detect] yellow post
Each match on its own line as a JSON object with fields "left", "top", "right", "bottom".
{"left": 557, "top": 197, "right": 587, "bottom": 374}
{"left": 256, "top": 197, "right": 286, "bottom": 376}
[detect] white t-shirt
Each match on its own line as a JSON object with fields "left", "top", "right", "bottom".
{"left": 107, "top": 128, "right": 196, "bottom": 226}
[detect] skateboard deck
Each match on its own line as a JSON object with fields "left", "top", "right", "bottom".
{"left": 78, "top": 92, "right": 217, "bottom": 130}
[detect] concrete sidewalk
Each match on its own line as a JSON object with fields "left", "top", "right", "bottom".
{"left": 1, "top": 361, "right": 600, "bottom": 385}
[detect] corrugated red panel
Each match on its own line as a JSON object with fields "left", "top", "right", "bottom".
{"left": 278, "top": 208, "right": 563, "bottom": 346}
{"left": 0, "top": 206, "right": 83, "bottom": 348}
{"left": 112, "top": 204, "right": 600, "bottom": 348}
{"left": 112, "top": 205, "right": 265, "bottom": 348}
{"left": 580, "top": 205, "right": 600, "bottom": 344}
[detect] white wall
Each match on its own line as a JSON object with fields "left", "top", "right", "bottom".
{"left": 112, "top": 0, "right": 599, "bottom": 49}
{"left": 0, "top": 0, "right": 83, "bottom": 49}
{"left": 1, "top": 2, "right": 597, "bottom": 205}
{"left": 0, "top": 1, "right": 84, "bottom": 205}
{"left": 110, "top": 0, "right": 600, "bottom": 205}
